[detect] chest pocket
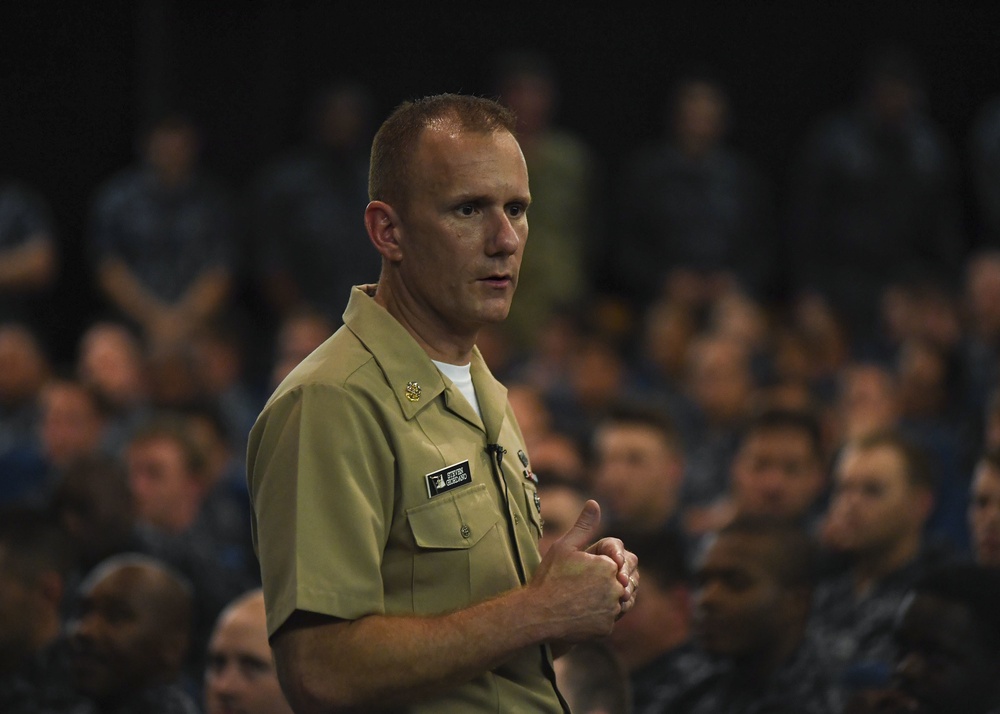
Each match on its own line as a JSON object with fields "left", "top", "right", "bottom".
{"left": 406, "top": 483, "right": 516, "bottom": 613}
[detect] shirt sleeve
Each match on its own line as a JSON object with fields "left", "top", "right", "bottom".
{"left": 248, "top": 381, "right": 396, "bottom": 636}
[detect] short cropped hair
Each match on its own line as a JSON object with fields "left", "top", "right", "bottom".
{"left": 368, "top": 94, "right": 517, "bottom": 211}
{"left": 742, "top": 407, "right": 823, "bottom": 461}
{"left": 850, "top": 430, "right": 935, "bottom": 491}
{"left": 128, "top": 413, "right": 207, "bottom": 485}
{"left": 596, "top": 401, "right": 681, "bottom": 453}
{"left": 717, "top": 517, "right": 818, "bottom": 590}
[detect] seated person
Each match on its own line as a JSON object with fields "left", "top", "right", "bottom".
{"left": 68, "top": 554, "right": 198, "bottom": 713}
{"left": 844, "top": 563, "right": 1000, "bottom": 714}
{"left": 204, "top": 589, "right": 292, "bottom": 714}
{"left": 554, "top": 642, "right": 631, "bottom": 714}
{"left": 674, "top": 518, "right": 842, "bottom": 714}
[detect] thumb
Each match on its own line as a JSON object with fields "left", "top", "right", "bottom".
{"left": 557, "top": 499, "right": 601, "bottom": 552}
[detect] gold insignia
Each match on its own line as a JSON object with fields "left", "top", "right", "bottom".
{"left": 405, "top": 381, "right": 421, "bottom": 402}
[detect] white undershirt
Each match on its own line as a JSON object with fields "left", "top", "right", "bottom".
{"left": 432, "top": 359, "right": 482, "bottom": 419}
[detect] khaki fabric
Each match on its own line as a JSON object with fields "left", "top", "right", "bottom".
{"left": 247, "top": 285, "right": 565, "bottom": 713}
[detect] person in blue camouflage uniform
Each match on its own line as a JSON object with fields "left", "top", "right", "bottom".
{"left": 668, "top": 518, "right": 842, "bottom": 714}
{"left": 605, "top": 529, "right": 711, "bottom": 714}
{"left": 66, "top": 554, "right": 199, "bottom": 714}
{"left": 808, "top": 431, "right": 949, "bottom": 689}
{"left": 843, "top": 564, "right": 1000, "bottom": 714}
{"left": 0, "top": 508, "right": 82, "bottom": 714}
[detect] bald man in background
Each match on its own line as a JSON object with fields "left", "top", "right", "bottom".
{"left": 205, "top": 590, "right": 292, "bottom": 714}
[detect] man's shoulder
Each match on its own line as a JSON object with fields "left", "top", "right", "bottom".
{"left": 268, "top": 325, "right": 379, "bottom": 403}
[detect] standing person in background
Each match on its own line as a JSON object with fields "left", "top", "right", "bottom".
{"left": 494, "top": 50, "right": 598, "bottom": 350}
{"left": 90, "top": 113, "right": 236, "bottom": 349}
{"left": 248, "top": 94, "right": 638, "bottom": 713}
{"left": 251, "top": 82, "right": 380, "bottom": 326}
{"left": 788, "top": 46, "right": 963, "bottom": 344}
{"left": 0, "top": 181, "right": 57, "bottom": 328}
{"left": 616, "top": 72, "right": 776, "bottom": 312}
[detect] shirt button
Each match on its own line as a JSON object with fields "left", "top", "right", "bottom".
{"left": 461, "top": 524, "right": 471, "bottom": 538}
{"left": 514, "top": 514, "right": 521, "bottom": 525}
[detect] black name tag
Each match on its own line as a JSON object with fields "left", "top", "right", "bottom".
{"left": 425, "top": 460, "right": 472, "bottom": 498}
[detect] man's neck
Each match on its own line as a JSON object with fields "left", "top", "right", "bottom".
{"left": 373, "top": 282, "right": 477, "bottom": 364}
{"left": 852, "top": 533, "right": 920, "bottom": 596}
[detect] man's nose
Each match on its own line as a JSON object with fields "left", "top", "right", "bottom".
{"left": 488, "top": 209, "right": 521, "bottom": 255}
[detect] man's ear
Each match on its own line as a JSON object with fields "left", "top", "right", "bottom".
{"left": 365, "top": 200, "right": 403, "bottom": 262}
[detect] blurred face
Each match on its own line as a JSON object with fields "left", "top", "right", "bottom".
{"left": 969, "top": 464, "right": 1000, "bottom": 567}
{"left": 39, "top": 383, "right": 104, "bottom": 468}
{"left": 828, "top": 445, "right": 923, "bottom": 554}
{"left": 205, "top": 594, "right": 292, "bottom": 714}
{"left": 537, "top": 485, "right": 587, "bottom": 557}
{"left": 69, "top": 565, "right": 173, "bottom": 701}
{"left": 732, "top": 427, "right": 823, "bottom": 522}
{"left": 0, "top": 327, "right": 47, "bottom": 406}
{"left": 893, "top": 594, "right": 998, "bottom": 714}
{"left": 694, "top": 534, "right": 788, "bottom": 659}
{"left": 126, "top": 436, "right": 200, "bottom": 533}
{"left": 79, "top": 327, "right": 145, "bottom": 407}
{"left": 593, "top": 423, "right": 681, "bottom": 529}
{"left": 390, "top": 127, "right": 529, "bottom": 341}
{"left": 687, "top": 340, "right": 751, "bottom": 425}
{"left": 839, "top": 367, "right": 899, "bottom": 441}
{"left": 674, "top": 81, "right": 727, "bottom": 149}
{"left": 0, "top": 548, "right": 46, "bottom": 666}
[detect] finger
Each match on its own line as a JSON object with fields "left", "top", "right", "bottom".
{"left": 557, "top": 500, "right": 602, "bottom": 552}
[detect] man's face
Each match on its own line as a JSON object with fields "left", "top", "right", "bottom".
{"left": 392, "top": 127, "right": 529, "bottom": 339}
{"left": 732, "top": 428, "right": 823, "bottom": 522}
{"left": 126, "top": 437, "right": 198, "bottom": 533}
{"left": 68, "top": 565, "right": 173, "bottom": 701}
{"left": 40, "top": 384, "right": 104, "bottom": 468}
{"left": 892, "top": 593, "right": 998, "bottom": 714}
{"left": 592, "top": 423, "right": 680, "bottom": 528}
{"left": 969, "top": 464, "right": 1000, "bottom": 567}
{"left": 693, "top": 534, "right": 788, "bottom": 659}
{"left": 827, "top": 445, "right": 923, "bottom": 554}
{"left": 205, "top": 595, "right": 292, "bottom": 714}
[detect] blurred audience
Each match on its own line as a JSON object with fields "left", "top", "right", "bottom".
{"left": 0, "top": 181, "right": 57, "bottom": 326}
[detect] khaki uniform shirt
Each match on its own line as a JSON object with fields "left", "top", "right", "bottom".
{"left": 247, "top": 285, "right": 566, "bottom": 713}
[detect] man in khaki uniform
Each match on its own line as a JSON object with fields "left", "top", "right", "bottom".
{"left": 247, "top": 94, "right": 639, "bottom": 713}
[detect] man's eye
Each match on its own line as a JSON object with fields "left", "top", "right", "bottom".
{"left": 508, "top": 204, "right": 523, "bottom": 217}
{"left": 459, "top": 204, "right": 475, "bottom": 216}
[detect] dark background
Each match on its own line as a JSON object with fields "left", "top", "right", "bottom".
{"left": 3, "top": 1, "right": 1000, "bottom": 361}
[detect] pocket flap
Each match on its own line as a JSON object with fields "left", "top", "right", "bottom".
{"left": 407, "top": 483, "right": 503, "bottom": 549}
